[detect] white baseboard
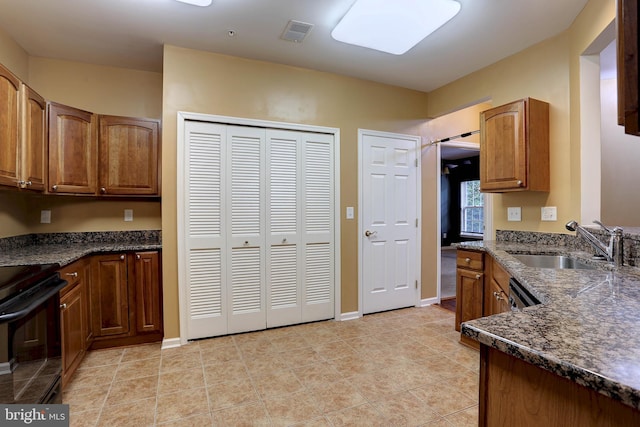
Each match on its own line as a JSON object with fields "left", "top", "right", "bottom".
{"left": 420, "top": 297, "right": 439, "bottom": 307}
{"left": 161, "top": 337, "right": 182, "bottom": 350}
{"left": 338, "top": 311, "right": 361, "bottom": 321}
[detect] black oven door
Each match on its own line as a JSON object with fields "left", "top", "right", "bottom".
{"left": 0, "top": 274, "right": 67, "bottom": 404}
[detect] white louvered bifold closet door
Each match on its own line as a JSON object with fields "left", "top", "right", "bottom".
{"left": 226, "top": 126, "right": 267, "bottom": 334}
{"left": 184, "top": 121, "right": 228, "bottom": 339}
{"left": 183, "top": 121, "right": 334, "bottom": 340}
{"left": 301, "top": 132, "right": 334, "bottom": 322}
{"left": 266, "top": 130, "right": 301, "bottom": 327}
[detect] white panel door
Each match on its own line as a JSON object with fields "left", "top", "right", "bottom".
{"left": 266, "top": 129, "right": 301, "bottom": 327}
{"left": 226, "top": 126, "right": 267, "bottom": 334}
{"left": 183, "top": 121, "right": 228, "bottom": 339}
{"left": 301, "top": 132, "right": 335, "bottom": 322}
{"left": 361, "top": 131, "right": 418, "bottom": 314}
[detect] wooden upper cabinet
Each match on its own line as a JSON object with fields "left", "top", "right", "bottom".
{"left": 98, "top": 115, "right": 160, "bottom": 196}
{"left": 617, "top": 0, "right": 639, "bottom": 136}
{"left": 48, "top": 102, "right": 97, "bottom": 194}
{"left": 480, "top": 98, "right": 549, "bottom": 193}
{"left": 20, "top": 85, "right": 47, "bottom": 191}
{"left": 0, "top": 64, "right": 21, "bottom": 188}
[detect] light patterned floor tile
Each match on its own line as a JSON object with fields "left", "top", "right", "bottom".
{"left": 63, "top": 305, "right": 480, "bottom": 427}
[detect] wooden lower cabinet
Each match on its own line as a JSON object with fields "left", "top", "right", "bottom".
{"left": 456, "top": 249, "right": 484, "bottom": 349}
{"left": 91, "top": 253, "right": 130, "bottom": 337}
{"left": 480, "top": 345, "right": 640, "bottom": 426}
{"left": 59, "top": 259, "right": 90, "bottom": 388}
{"left": 456, "top": 249, "right": 512, "bottom": 348}
{"left": 484, "top": 257, "right": 511, "bottom": 316}
{"left": 90, "top": 251, "right": 163, "bottom": 349}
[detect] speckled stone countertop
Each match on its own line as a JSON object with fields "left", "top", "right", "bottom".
{"left": 0, "top": 231, "right": 161, "bottom": 267}
{"left": 458, "top": 231, "right": 640, "bottom": 410}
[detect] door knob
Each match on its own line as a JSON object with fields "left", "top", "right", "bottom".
{"left": 364, "top": 230, "right": 377, "bottom": 237}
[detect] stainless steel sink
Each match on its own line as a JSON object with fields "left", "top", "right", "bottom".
{"left": 512, "top": 254, "right": 597, "bottom": 270}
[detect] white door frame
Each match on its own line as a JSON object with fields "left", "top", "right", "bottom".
{"left": 357, "top": 129, "right": 422, "bottom": 318}
{"left": 177, "top": 111, "right": 341, "bottom": 345}
{"left": 435, "top": 141, "right": 493, "bottom": 304}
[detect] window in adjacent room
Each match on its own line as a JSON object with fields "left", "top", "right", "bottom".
{"left": 460, "top": 179, "right": 483, "bottom": 237}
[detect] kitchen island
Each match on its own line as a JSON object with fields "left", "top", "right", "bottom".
{"left": 458, "top": 235, "right": 640, "bottom": 426}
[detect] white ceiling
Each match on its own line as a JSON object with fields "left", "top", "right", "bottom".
{"left": 0, "top": 0, "right": 589, "bottom": 92}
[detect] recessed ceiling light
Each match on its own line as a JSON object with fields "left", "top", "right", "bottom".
{"left": 331, "top": 0, "right": 461, "bottom": 55}
{"left": 175, "top": 0, "right": 212, "bottom": 7}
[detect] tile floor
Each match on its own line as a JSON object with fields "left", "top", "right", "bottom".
{"left": 64, "top": 305, "right": 479, "bottom": 427}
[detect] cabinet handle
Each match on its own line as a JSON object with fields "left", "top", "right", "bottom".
{"left": 65, "top": 272, "right": 78, "bottom": 278}
{"left": 136, "top": 254, "right": 141, "bottom": 260}
{"left": 517, "top": 180, "right": 523, "bottom": 186}
{"left": 465, "top": 258, "right": 471, "bottom": 264}
{"left": 475, "top": 274, "right": 481, "bottom": 279}
{"left": 244, "top": 241, "right": 249, "bottom": 246}
{"left": 51, "top": 184, "right": 58, "bottom": 192}
{"left": 120, "top": 255, "right": 125, "bottom": 260}
{"left": 25, "top": 181, "right": 32, "bottom": 186}
{"left": 493, "top": 291, "right": 505, "bottom": 301}
{"left": 282, "top": 238, "right": 287, "bottom": 243}
{"left": 100, "top": 187, "right": 107, "bottom": 194}
{"left": 60, "top": 303, "right": 67, "bottom": 309}
{"left": 17, "top": 180, "right": 25, "bottom": 187}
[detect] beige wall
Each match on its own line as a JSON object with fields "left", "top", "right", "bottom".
{"left": 600, "top": 78, "right": 640, "bottom": 225}
{"left": 0, "top": 27, "right": 28, "bottom": 81}
{"left": 162, "top": 45, "right": 430, "bottom": 338}
{"left": 28, "top": 57, "right": 162, "bottom": 119}
{"left": 427, "top": 0, "right": 615, "bottom": 234}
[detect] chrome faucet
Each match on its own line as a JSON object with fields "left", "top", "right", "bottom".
{"left": 565, "top": 220, "right": 624, "bottom": 266}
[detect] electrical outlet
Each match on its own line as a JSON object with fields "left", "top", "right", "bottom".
{"left": 507, "top": 207, "right": 521, "bottom": 222}
{"left": 124, "top": 209, "right": 133, "bottom": 222}
{"left": 40, "top": 210, "right": 51, "bottom": 224}
{"left": 541, "top": 206, "right": 557, "bottom": 221}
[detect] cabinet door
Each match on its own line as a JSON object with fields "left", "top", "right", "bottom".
{"left": 132, "top": 251, "right": 163, "bottom": 334}
{"left": 91, "top": 253, "right": 130, "bottom": 337}
{"left": 20, "top": 85, "right": 46, "bottom": 191}
{"left": 98, "top": 115, "right": 160, "bottom": 196}
{"left": 485, "top": 279, "right": 510, "bottom": 316}
{"left": 48, "top": 102, "right": 97, "bottom": 194}
{"left": 60, "top": 282, "right": 85, "bottom": 387}
{"left": 455, "top": 268, "right": 483, "bottom": 331}
{"left": 480, "top": 100, "right": 527, "bottom": 192}
{"left": 0, "top": 64, "right": 21, "bottom": 188}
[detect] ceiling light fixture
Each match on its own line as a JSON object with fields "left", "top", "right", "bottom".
{"left": 174, "top": 0, "right": 212, "bottom": 7}
{"left": 331, "top": 0, "right": 461, "bottom": 55}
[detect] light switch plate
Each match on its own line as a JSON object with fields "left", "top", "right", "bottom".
{"left": 346, "top": 206, "right": 354, "bottom": 219}
{"left": 124, "top": 209, "right": 134, "bottom": 222}
{"left": 40, "top": 210, "right": 51, "bottom": 224}
{"left": 507, "top": 207, "right": 521, "bottom": 222}
{"left": 541, "top": 206, "right": 557, "bottom": 221}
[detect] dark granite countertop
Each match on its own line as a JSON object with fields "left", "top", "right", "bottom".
{"left": 458, "top": 238, "right": 640, "bottom": 410}
{"left": 0, "top": 231, "right": 161, "bottom": 267}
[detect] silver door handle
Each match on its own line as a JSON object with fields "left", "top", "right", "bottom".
{"left": 365, "top": 230, "right": 377, "bottom": 237}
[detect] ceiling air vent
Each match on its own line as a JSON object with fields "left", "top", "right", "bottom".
{"left": 281, "top": 20, "right": 313, "bottom": 43}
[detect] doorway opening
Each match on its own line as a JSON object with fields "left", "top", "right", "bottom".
{"left": 424, "top": 101, "right": 492, "bottom": 312}
{"left": 440, "top": 147, "right": 481, "bottom": 312}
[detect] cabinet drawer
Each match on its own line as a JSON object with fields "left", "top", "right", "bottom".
{"left": 457, "top": 250, "right": 484, "bottom": 271}
{"left": 59, "top": 260, "right": 85, "bottom": 296}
